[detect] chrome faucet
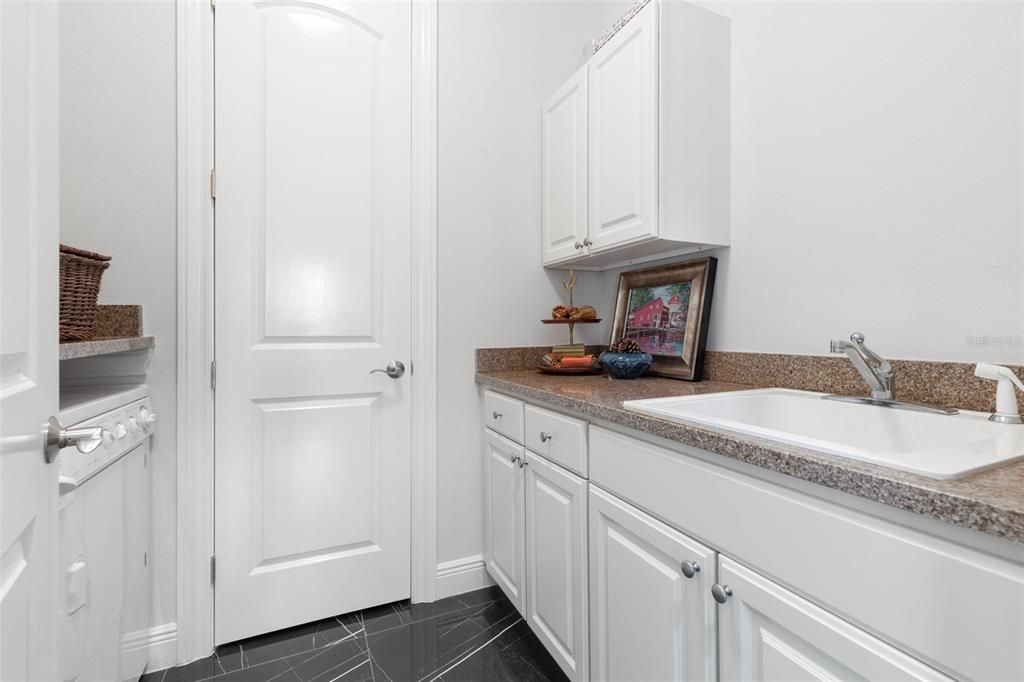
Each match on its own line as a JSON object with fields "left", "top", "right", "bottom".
{"left": 824, "top": 333, "right": 957, "bottom": 415}
{"left": 830, "top": 332, "right": 894, "bottom": 400}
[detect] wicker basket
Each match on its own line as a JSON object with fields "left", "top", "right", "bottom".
{"left": 59, "top": 244, "right": 111, "bottom": 341}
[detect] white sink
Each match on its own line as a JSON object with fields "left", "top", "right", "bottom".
{"left": 623, "top": 388, "right": 1024, "bottom": 480}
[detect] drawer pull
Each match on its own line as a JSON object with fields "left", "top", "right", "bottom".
{"left": 680, "top": 560, "right": 700, "bottom": 579}
{"left": 711, "top": 583, "right": 733, "bottom": 604}
{"left": 539, "top": 432, "right": 553, "bottom": 443}
{"left": 492, "top": 411, "right": 503, "bottom": 420}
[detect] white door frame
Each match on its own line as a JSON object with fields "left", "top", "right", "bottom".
{"left": 175, "top": 0, "right": 438, "bottom": 665}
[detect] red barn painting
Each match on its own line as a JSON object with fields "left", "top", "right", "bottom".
{"left": 624, "top": 283, "right": 692, "bottom": 355}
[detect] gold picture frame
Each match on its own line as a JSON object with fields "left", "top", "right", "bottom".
{"left": 609, "top": 257, "right": 717, "bottom": 380}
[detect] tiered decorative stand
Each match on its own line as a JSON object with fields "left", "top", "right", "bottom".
{"left": 540, "top": 317, "right": 602, "bottom": 345}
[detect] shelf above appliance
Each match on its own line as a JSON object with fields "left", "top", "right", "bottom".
{"left": 59, "top": 336, "right": 154, "bottom": 361}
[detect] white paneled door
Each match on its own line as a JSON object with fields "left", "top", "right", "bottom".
{"left": 524, "top": 453, "right": 588, "bottom": 682}
{"left": 215, "top": 0, "right": 412, "bottom": 644}
{"left": 589, "top": 486, "right": 717, "bottom": 682}
{"left": 541, "top": 65, "right": 588, "bottom": 265}
{"left": 717, "top": 557, "right": 950, "bottom": 682}
{"left": 0, "top": 2, "right": 60, "bottom": 679}
{"left": 587, "top": 0, "right": 658, "bottom": 252}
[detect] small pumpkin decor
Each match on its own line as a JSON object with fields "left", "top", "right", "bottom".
{"left": 599, "top": 337, "right": 653, "bottom": 379}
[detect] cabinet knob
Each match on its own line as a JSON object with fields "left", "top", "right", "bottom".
{"left": 574, "top": 241, "right": 582, "bottom": 250}
{"left": 492, "top": 411, "right": 502, "bottom": 420}
{"left": 539, "top": 432, "right": 552, "bottom": 443}
{"left": 582, "top": 237, "right": 592, "bottom": 247}
{"left": 680, "top": 560, "right": 700, "bottom": 579}
{"left": 711, "top": 583, "right": 733, "bottom": 604}
{"left": 510, "top": 454, "right": 520, "bottom": 465}
{"left": 518, "top": 458, "right": 528, "bottom": 469}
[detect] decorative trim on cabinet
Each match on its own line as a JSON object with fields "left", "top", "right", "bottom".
{"left": 593, "top": 0, "right": 653, "bottom": 54}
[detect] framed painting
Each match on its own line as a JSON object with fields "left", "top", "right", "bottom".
{"left": 609, "top": 257, "right": 717, "bottom": 380}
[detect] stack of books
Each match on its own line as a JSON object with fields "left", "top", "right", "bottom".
{"left": 551, "top": 343, "right": 586, "bottom": 357}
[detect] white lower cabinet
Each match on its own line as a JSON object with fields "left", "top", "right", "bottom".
{"left": 483, "top": 429, "right": 526, "bottom": 611}
{"left": 524, "top": 452, "right": 588, "bottom": 681}
{"left": 588, "top": 486, "right": 717, "bottom": 682}
{"left": 483, "top": 393, "right": 1018, "bottom": 682}
{"left": 716, "top": 556, "right": 951, "bottom": 682}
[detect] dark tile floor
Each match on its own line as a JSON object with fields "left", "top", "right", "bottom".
{"left": 141, "top": 586, "right": 568, "bottom": 682}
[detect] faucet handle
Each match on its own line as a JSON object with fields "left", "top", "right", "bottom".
{"left": 850, "top": 332, "right": 866, "bottom": 344}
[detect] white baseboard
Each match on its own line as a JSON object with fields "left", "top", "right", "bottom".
{"left": 123, "top": 622, "right": 178, "bottom": 674}
{"left": 435, "top": 554, "right": 494, "bottom": 600}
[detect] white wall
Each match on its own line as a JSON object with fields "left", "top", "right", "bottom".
{"left": 59, "top": 0, "right": 179, "bottom": 645}
{"left": 598, "top": 1, "right": 1024, "bottom": 366}
{"left": 440, "top": 0, "right": 1023, "bottom": 584}
{"left": 436, "top": 1, "right": 629, "bottom": 572}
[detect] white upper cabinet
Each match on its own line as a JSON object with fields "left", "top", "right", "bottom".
{"left": 542, "top": 1, "right": 730, "bottom": 270}
{"left": 588, "top": 2, "right": 659, "bottom": 255}
{"left": 542, "top": 66, "right": 589, "bottom": 265}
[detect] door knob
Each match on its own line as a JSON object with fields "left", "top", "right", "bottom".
{"left": 44, "top": 416, "right": 103, "bottom": 463}
{"left": 369, "top": 360, "right": 405, "bottom": 379}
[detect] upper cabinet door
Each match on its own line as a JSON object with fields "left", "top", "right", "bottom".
{"left": 588, "top": 1, "right": 659, "bottom": 253}
{"left": 542, "top": 66, "right": 588, "bottom": 265}
{"left": 589, "top": 486, "right": 717, "bottom": 682}
{"left": 717, "top": 557, "right": 952, "bottom": 682}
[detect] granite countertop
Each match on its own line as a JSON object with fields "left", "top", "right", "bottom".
{"left": 59, "top": 336, "right": 155, "bottom": 361}
{"left": 476, "top": 370, "right": 1024, "bottom": 545}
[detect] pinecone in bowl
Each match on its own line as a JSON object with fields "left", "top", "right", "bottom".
{"left": 612, "top": 337, "right": 643, "bottom": 354}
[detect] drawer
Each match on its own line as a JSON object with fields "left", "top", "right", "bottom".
{"left": 525, "top": 404, "right": 588, "bottom": 477}
{"left": 590, "top": 426, "right": 1024, "bottom": 682}
{"left": 483, "top": 390, "right": 524, "bottom": 444}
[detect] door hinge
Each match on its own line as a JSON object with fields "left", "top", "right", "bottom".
{"left": 210, "top": 360, "right": 217, "bottom": 391}
{"left": 210, "top": 169, "right": 217, "bottom": 199}
{"left": 210, "top": 554, "right": 216, "bottom": 585}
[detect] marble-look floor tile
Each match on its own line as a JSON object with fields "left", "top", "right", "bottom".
{"left": 143, "top": 587, "right": 564, "bottom": 682}
{"left": 365, "top": 599, "right": 521, "bottom": 681}
{"left": 435, "top": 619, "right": 568, "bottom": 682}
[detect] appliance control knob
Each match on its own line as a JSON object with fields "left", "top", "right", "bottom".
{"left": 128, "top": 417, "right": 140, "bottom": 434}
{"left": 101, "top": 428, "right": 115, "bottom": 447}
{"left": 140, "top": 406, "right": 159, "bottom": 431}
{"left": 113, "top": 422, "right": 128, "bottom": 440}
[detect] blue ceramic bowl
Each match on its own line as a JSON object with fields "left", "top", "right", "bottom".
{"left": 599, "top": 352, "right": 653, "bottom": 379}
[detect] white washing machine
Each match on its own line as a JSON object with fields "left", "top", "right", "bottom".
{"left": 57, "top": 385, "right": 157, "bottom": 682}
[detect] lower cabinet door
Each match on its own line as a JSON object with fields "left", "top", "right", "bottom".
{"left": 589, "top": 486, "right": 717, "bottom": 682}
{"left": 484, "top": 429, "right": 526, "bottom": 611}
{"left": 717, "top": 556, "right": 952, "bottom": 681}
{"left": 524, "top": 452, "right": 588, "bottom": 681}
